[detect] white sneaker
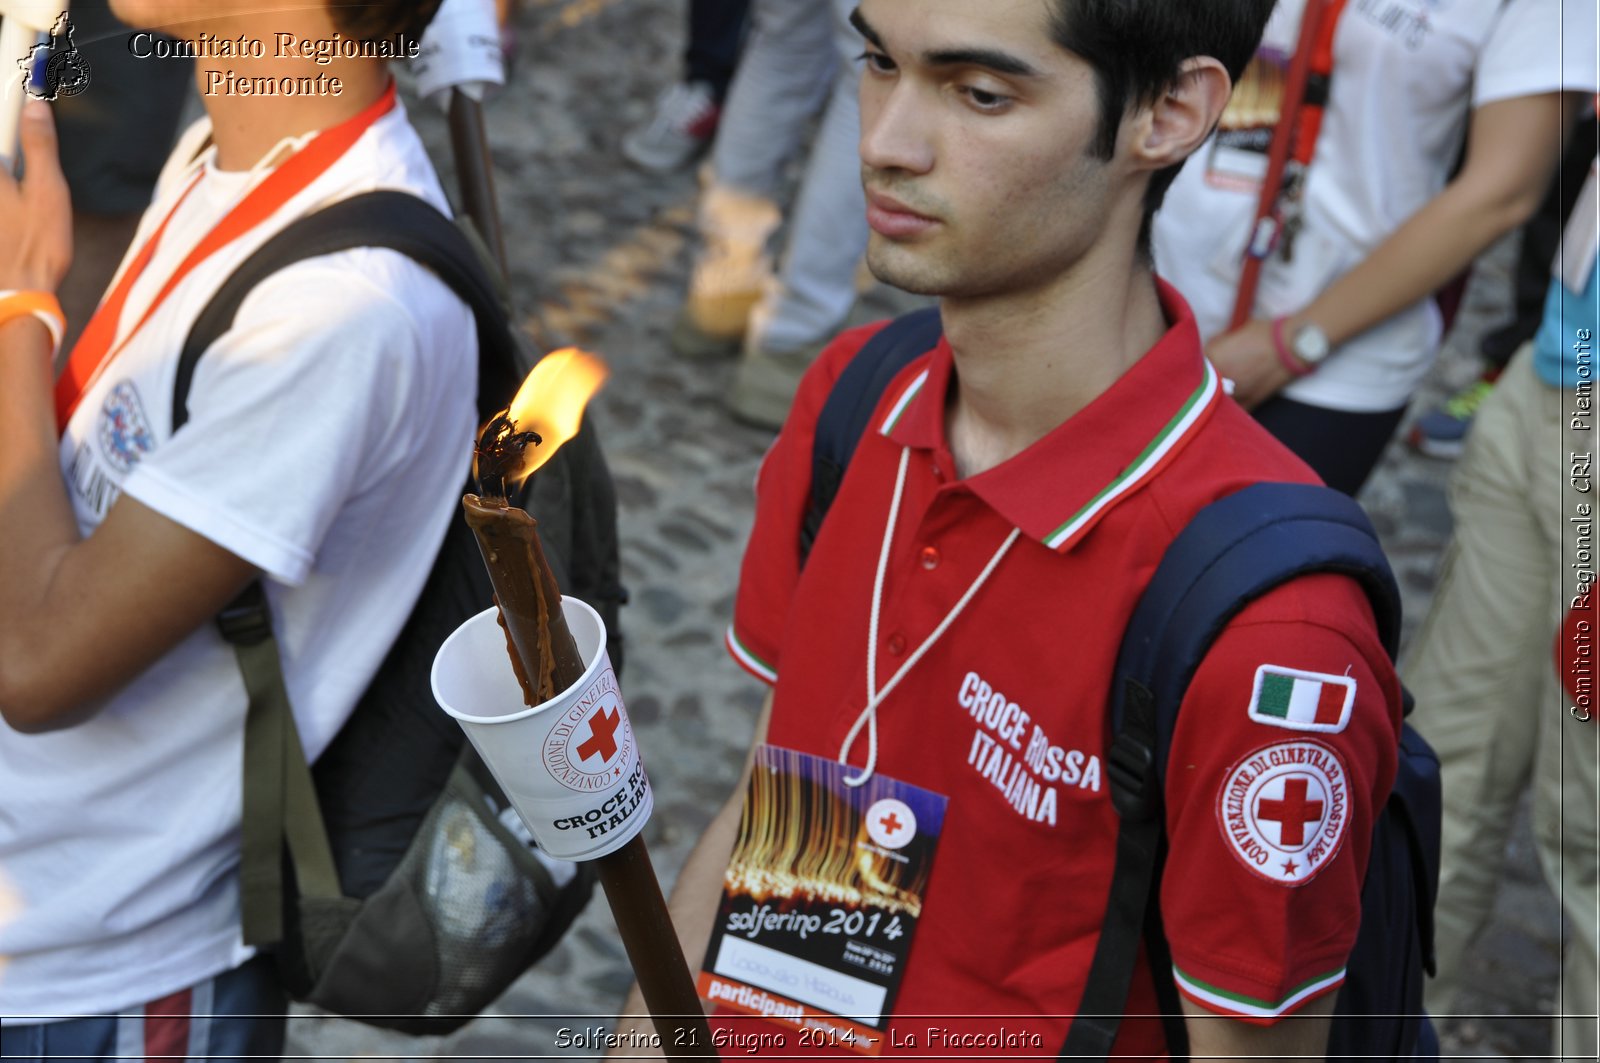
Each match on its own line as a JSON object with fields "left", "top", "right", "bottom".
{"left": 622, "top": 81, "right": 722, "bottom": 173}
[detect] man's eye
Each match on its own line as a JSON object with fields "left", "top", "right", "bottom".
{"left": 858, "top": 50, "right": 896, "bottom": 74}
{"left": 961, "top": 86, "right": 1012, "bottom": 111}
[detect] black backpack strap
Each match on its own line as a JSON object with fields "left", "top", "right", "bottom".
{"left": 1062, "top": 482, "right": 1400, "bottom": 1060}
{"left": 799, "top": 306, "right": 942, "bottom": 566}
{"left": 172, "top": 188, "right": 523, "bottom": 432}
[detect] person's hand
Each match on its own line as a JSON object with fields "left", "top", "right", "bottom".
{"left": 0, "top": 99, "right": 72, "bottom": 293}
{"left": 1205, "top": 318, "right": 1297, "bottom": 410}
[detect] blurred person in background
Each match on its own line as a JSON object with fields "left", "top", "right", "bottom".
{"left": 1410, "top": 102, "right": 1598, "bottom": 458}
{"left": 1403, "top": 140, "right": 1599, "bottom": 1063}
{"left": 670, "top": 0, "right": 871, "bottom": 432}
{"left": 622, "top": 0, "right": 750, "bottom": 173}
{"left": 1154, "top": 0, "right": 1597, "bottom": 495}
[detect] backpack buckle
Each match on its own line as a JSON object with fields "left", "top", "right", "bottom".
{"left": 216, "top": 587, "right": 272, "bottom": 646}
{"left": 1108, "top": 733, "right": 1157, "bottom": 821}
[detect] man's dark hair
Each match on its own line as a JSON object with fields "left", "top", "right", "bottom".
{"left": 331, "top": 1, "right": 445, "bottom": 43}
{"left": 1048, "top": 0, "right": 1274, "bottom": 251}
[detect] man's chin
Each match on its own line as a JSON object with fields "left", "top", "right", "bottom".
{"left": 865, "top": 244, "right": 949, "bottom": 298}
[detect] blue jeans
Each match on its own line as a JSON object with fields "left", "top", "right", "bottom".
{"left": 0, "top": 956, "right": 285, "bottom": 1063}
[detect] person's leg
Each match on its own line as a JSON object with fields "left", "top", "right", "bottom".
{"left": 183, "top": 955, "right": 287, "bottom": 1062}
{"left": 0, "top": 956, "right": 284, "bottom": 1063}
{"left": 685, "top": 0, "right": 751, "bottom": 102}
{"left": 1403, "top": 346, "right": 1551, "bottom": 1019}
{"left": 1533, "top": 681, "right": 1600, "bottom": 1063}
{"left": 1520, "top": 347, "right": 1600, "bottom": 1063}
{"left": 1249, "top": 397, "right": 1407, "bottom": 495}
{"left": 706, "top": 0, "right": 838, "bottom": 200}
{"left": 674, "top": 0, "right": 842, "bottom": 357}
{"left": 727, "top": 0, "right": 869, "bottom": 428}
{"left": 0, "top": 1015, "right": 119, "bottom": 1063}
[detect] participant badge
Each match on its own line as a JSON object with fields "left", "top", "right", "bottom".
{"left": 698, "top": 747, "right": 948, "bottom": 1055}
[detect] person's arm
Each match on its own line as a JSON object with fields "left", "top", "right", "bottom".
{"left": 607, "top": 691, "right": 773, "bottom": 1058}
{"left": 0, "top": 100, "right": 258, "bottom": 732}
{"left": 1212, "top": 90, "right": 1582, "bottom": 407}
{"left": 1182, "top": 992, "right": 1337, "bottom": 1062}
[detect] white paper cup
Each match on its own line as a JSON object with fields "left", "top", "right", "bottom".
{"left": 413, "top": 0, "right": 505, "bottom": 106}
{"left": 432, "top": 598, "right": 653, "bottom": 861}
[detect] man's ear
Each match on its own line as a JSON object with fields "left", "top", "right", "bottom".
{"left": 1125, "top": 57, "right": 1232, "bottom": 174}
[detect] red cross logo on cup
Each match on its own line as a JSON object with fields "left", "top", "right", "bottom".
{"left": 865, "top": 798, "right": 917, "bottom": 850}
{"left": 576, "top": 707, "right": 621, "bottom": 764}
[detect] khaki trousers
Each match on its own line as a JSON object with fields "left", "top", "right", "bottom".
{"left": 1406, "top": 345, "right": 1600, "bottom": 1062}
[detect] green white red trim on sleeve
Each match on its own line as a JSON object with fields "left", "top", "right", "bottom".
{"left": 726, "top": 626, "right": 777, "bottom": 684}
{"left": 1173, "top": 963, "right": 1346, "bottom": 1022}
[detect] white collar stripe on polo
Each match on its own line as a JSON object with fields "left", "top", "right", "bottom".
{"left": 1042, "top": 360, "right": 1222, "bottom": 551}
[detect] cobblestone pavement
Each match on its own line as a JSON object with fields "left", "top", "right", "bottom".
{"left": 290, "top": 2, "right": 1575, "bottom": 1058}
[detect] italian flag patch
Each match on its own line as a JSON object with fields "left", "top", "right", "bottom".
{"left": 1247, "top": 665, "right": 1355, "bottom": 734}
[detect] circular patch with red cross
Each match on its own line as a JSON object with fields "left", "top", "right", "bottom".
{"left": 1216, "top": 739, "right": 1350, "bottom": 887}
{"left": 541, "top": 667, "right": 635, "bottom": 793}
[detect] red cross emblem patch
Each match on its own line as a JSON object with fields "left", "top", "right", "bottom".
{"left": 1216, "top": 739, "right": 1350, "bottom": 886}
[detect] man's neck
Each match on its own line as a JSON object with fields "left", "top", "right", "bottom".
{"left": 173, "top": 6, "right": 392, "bottom": 174}
{"left": 942, "top": 248, "right": 1169, "bottom": 480}
{"left": 197, "top": 57, "right": 390, "bottom": 172}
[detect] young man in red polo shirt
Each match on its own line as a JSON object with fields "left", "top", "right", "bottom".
{"left": 614, "top": 0, "right": 1402, "bottom": 1057}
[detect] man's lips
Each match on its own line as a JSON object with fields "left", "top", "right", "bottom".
{"left": 865, "top": 190, "right": 939, "bottom": 238}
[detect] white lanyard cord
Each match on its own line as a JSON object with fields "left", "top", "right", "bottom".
{"left": 839, "top": 446, "right": 1022, "bottom": 787}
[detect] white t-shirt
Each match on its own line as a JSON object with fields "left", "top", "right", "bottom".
{"left": 0, "top": 99, "right": 478, "bottom": 1017}
{"left": 1154, "top": 0, "right": 1598, "bottom": 412}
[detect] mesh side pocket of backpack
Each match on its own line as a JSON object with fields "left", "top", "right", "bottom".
{"left": 304, "top": 758, "right": 595, "bottom": 1036}
{"left": 419, "top": 764, "right": 563, "bottom": 1007}
{"left": 406, "top": 760, "right": 594, "bottom": 1032}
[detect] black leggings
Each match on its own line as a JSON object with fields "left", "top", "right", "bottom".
{"left": 1251, "top": 395, "right": 1408, "bottom": 496}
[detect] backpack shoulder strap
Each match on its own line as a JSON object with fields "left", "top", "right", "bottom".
{"left": 799, "top": 306, "right": 942, "bottom": 565}
{"left": 172, "top": 188, "right": 522, "bottom": 433}
{"left": 1063, "top": 481, "right": 1400, "bottom": 1060}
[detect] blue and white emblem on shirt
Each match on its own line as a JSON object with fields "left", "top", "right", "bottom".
{"left": 98, "top": 381, "right": 156, "bottom": 474}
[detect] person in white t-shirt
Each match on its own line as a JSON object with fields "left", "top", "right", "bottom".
{"left": 0, "top": 2, "right": 472, "bottom": 1058}
{"left": 1153, "top": 0, "right": 1598, "bottom": 494}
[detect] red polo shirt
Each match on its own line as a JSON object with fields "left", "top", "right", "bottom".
{"left": 723, "top": 281, "right": 1401, "bottom": 1057}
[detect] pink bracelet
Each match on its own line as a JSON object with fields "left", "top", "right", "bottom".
{"left": 1270, "top": 316, "right": 1313, "bottom": 377}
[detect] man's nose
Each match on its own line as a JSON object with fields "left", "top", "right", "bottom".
{"left": 859, "top": 80, "right": 935, "bottom": 175}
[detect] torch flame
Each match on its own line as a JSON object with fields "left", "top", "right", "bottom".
{"left": 495, "top": 349, "right": 609, "bottom": 489}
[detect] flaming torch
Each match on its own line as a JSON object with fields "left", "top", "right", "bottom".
{"left": 431, "top": 350, "right": 714, "bottom": 1057}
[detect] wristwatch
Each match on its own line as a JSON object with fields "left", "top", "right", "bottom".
{"left": 1289, "top": 321, "right": 1332, "bottom": 368}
